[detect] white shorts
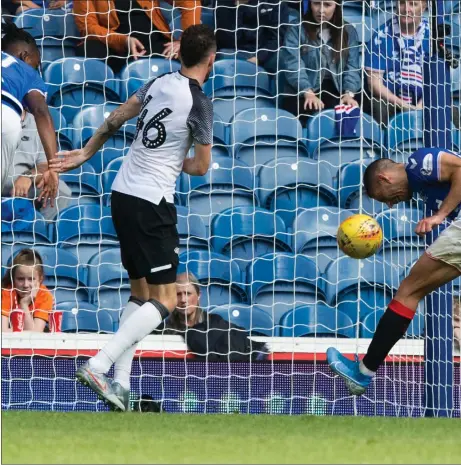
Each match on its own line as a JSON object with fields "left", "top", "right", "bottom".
{"left": 426, "top": 219, "right": 461, "bottom": 272}
{"left": 1, "top": 104, "right": 22, "bottom": 187}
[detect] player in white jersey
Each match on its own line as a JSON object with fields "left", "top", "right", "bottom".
{"left": 50, "top": 25, "right": 216, "bottom": 411}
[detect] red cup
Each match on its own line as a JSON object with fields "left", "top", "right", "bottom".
{"left": 49, "top": 312, "right": 63, "bottom": 333}
{"left": 10, "top": 310, "right": 25, "bottom": 332}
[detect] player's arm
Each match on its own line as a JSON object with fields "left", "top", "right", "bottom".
{"left": 415, "top": 152, "right": 461, "bottom": 235}
{"left": 50, "top": 94, "right": 142, "bottom": 172}
{"left": 182, "top": 144, "right": 211, "bottom": 176}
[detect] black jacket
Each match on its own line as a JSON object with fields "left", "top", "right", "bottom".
{"left": 215, "top": 0, "right": 288, "bottom": 64}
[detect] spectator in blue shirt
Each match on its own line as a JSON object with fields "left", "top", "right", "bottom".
{"left": 215, "top": 0, "right": 288, "bottom": 73}
{"left": 281, "top": 0, "right": 361, "bottom": 125}
{"left": 12, "top": 0, "right": 68, "bottom": 15}
{"left": 364, "top": 0, "right": 429, "bottom": 126}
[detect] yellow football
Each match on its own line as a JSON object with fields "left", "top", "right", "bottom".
{"left": 337, "top": 214, "right": 383, "bottom": 259}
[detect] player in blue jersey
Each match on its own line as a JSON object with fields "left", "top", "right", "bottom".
{"left": 327, "top": 147, "right": 461, "bottom": 395}
{"left": 1, "top": 23, "right": 58, "bottom": 203}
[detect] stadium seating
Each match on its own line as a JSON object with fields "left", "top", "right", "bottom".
{"left": 213, "top": 96, "right": 276, "bottom": 124}
{"left": 231, "top": 108, "right": 308, "bottom": 168}
{"left": 176, "top": 206, "right": 210, "bottom": 255}
{"left": 211, "top": 206, "right": 291, "bottom": 273}
{"left": 361, "top": 309, "right": 424, "bottom": 339}
{"left": 60, "top": 302, "right": 115, "bottom": 333}
{"left": 324, "top": 256, "right": 400, "bottom": 307}
{"left": 257, "top": 157, "right": 337, "bottom": 226}
{"left": 387, "top": 111, "right": 424, "bottom": 160}
{"left": 101, "top": 157, "right": 123, "bottom": 205}
{"left": 209, "top": 304, "right": 276, "bottom": 336}
{"left": 86, "top": 147, "right": 130, "bottom": 175}
{"left": 48, "top": 107, "right": 73, "bottom": 151}
{"left": 181, "top": 155, "right": 257, "bottom": 226}
{"left": 279, "top": 304, "right": 356, "bottom": 338}
{"left": 248, "top": 254, "right": 325, "bottom": 316}
{"left": 71, "top": 104, "right": 136, "bottom": 150}
{"left": 178, "top": 251, "right": 247, "bottom": 309}
{"left": 45, "top": 58, "right": 120, "bottom": 122}
{"left": 87, "top": 248, "right": 129, "bottom": 325}
{"left": 291, "top": 207, "right": 352, "bottom": 273}
{"left": 36, "top": 37, "right": 77, "bottom": 70}
{"left": 118, "top": 58, "right": 181, "bottom": 101}
{"left": 59, "top": 163, "right": 100, "bottom": 206}
{"left": 55, "top": 205, "right": 119, "bottom": 264}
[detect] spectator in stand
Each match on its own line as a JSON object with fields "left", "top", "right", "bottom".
{"left": 73, "top": 0, "right": 201, "bottom": 73}
{"left": 12, "top": 1, "right": 70, "bottom": 15}
{"left": 2, "top": 112, "right": 71, "bottom": 221}
{"left": 1, "top": 248, "right": 53, "bottom": 333}
{"left": 214, "top": 0, "right": 289, "bottom": 73}
{"left": 281, "top": 0, "right": 361, "bottom": 125}
{"left": 365, "top": 0, "right": 429, "bottom": 126}
{"left": 162, "top": 272, "right": 269, "bottom": 361}
{"left": 454, "top": 297, "right": 461, "bottom": 351}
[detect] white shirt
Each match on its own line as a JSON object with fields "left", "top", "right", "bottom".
{"left": 112, "top": 71, "right": 213, "bottom": 205}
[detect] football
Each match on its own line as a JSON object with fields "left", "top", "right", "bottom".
{"left": 337, "top": 214, "right": 383, "bottom": 259}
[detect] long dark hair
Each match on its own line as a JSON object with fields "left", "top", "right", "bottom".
{"left": 303, "top": 0, "right": 349, "bottom": 63}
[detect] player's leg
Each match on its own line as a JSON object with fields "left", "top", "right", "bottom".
{"left": 328, "top": 222, "right": 461, "bottom": 395}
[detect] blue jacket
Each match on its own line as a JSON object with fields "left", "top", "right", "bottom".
{"left": 215, "top": 0, "right": 289, "bottom": 64}
{"left": 281, "top": 22, "right": 362, "bottom": 95}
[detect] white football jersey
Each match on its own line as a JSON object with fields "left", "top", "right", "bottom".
{"left": 112, "top": 71, "right": 213, "bottom": 205}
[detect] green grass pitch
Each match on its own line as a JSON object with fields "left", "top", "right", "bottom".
{"left": 2, "top": 411, "right": 460, "bottom": 464}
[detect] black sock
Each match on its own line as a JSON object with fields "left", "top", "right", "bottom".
{"left": 362, "top": 300, "right": 413, "bottom": 373}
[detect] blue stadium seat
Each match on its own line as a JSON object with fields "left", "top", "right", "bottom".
{"left": 86, "top": 147, "right": 130, "bottom": 174}
{"left": 387, "top": 111, "right": 424, "bottom": 160}
{"left": 178, "top": 251, "right": 247, "bottom": 309}
{"left": 181, "top": 155, "right": 257, "bottom": 226}
{"left": 211, "top": 207, "right": 291, "bottom": 272}
{"left": 59, "top": 163, "right": 100, "bottom": 206}
{"left": 36, "top": 37, "right": 77, "bottom": 70}
{"left": 324, "top": 256, "right": 400, "bottom": 307}
{"left": 279, "top": 304, "right": 355, "bottom": 338}
{"left": 60, "top": 303, "right": 115, "bottom": 333}
{"left": 48, "top": 107, "right": 73, "bottom": 151}
{"left": 361, "top": 309, "right": 424, "bottom": 339}
{"left": 176, "top": 206, "right": 210, "bottom": 255}
{"left": 231, "top": 108, "right": 308, "bottom": 168}
{"left": 45, "top": 58, "right": 120, "bottom": 122}
{"left": 336, "top": 298, "right": 381, "bottom": 325}
{"left": 209, "top": 304, "right": 276, "bottom": 336}
{"left": 257, "top": 157, "right": 337, "bottom": 226}
{"left": 203, "top": 60, "right": 272, "bottom": 98}
{"left": 56, "top": 205, "right": 119, "bottom": 264}
{"left": 87, "top": 248, "right": 129, "bottom": 322}
{"left": 248, "top": 253, "right": 324, "bottom": 313}
{"left": 14, "top": 8, "right": 79, "bottom": 39}
{"left": 213, "top": 96, "right": 275, "bottom": 124}
{"left": 212, "top": 116, "right": 228, "bottom": 147}
{"left": 118, "top": 58, "right": 181, "bottom": 101}
{"left": 1, "top": 198, "right": 50, "bottom": 251}
{"left": 101, "top": 157, "right": 124, "bottom": 205}
{"left": 338, "top": 161, "right": 387, "bottom": 215}
{"left": 453, "top": 66, "right": 460, "bottom": 103}
{"left": 71, "top": 104, "right": 136, "bottom": 150}
{"left": 306, "top": 109, "right": 383, "bottom": 159}
{"left": 291, "top": 207, "right": 351, "bottom": 273}
{"left": 201, "top": 8, "right": 216, "bottom": 29}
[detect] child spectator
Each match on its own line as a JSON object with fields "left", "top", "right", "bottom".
{"left": 162, "top": 272, "right": 269, "bottom": 361}
{"left": 2, "top": 112, "right": 71, "bottom": 221}
{"left": 454, "top": 296, "right": 460, "bottom": 352}
{"left": 281, "top": 0, "right": 361, "bottom": 125}
{"left": 73, "top": 0, "right": 201, "bottom": 73}
{"left": 214, "top": 0, "right": 288, "bottom": 73}
{"left": 365, "top": 0, "right": 429, "bottom": 125}
{"left": 1, "top": 248, "right": 53, "bottom": 332}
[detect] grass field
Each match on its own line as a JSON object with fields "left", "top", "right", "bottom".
{"left": 2, "top": 411, "right": 460, "bottom": 464}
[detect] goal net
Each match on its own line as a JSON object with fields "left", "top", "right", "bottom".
{"left": 1, "top": 0, "right": 460, "bottom": 416}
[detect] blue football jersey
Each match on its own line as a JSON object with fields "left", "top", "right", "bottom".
{"left": 406, "top": 147, "right": 461, "bottom": 220}
{"left": 1, "top": 51, "right": 48, "bottom": 116}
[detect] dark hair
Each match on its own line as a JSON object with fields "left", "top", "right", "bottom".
{"left": 180, "top": 24, "right": 216, "bottom": 68}
{"left": 2, "top": 22, "right": 38, "bottom": 54}
{"left": 2, "top": 248, "right": 45, "bottom": 289}
{"left": 303, "top": 0, "right": 349, "bottom": 63}
{"left": 363, "top": 158, "right": 396, "bottom": 196}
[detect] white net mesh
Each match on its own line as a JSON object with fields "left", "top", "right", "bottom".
{"left": 1, "top": 0, "right": 460, "bottom": 416}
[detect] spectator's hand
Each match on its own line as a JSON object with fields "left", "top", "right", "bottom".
{"left": 18, "top": 292, "right": 33, "bottom": 309}
{"left": 340, "top": 94, "right": 359, "bottom": 107}
{"left": 48, "top": 0, "right": 66, "bottom": 9}
{"left": 127, "top": 37, "right": 146, "bottom": 60}
{"left": 247, "top": 56, "right": 258, "bottom": 65}
{"left": 37, "top": 170, "right": 59, "bottom": 208}
{"left": 162, "top": 41, "right": 180, "bottom": 60}
{"left": 49, "top": 149, "right": 87, "bottom": 173}
{"left": 415, "top": 213, "right": 446, "bottom": 236}
{"left": 304, "top": 90, "right": 324, "bottom": 111}
{"left": 12, "top": 176, "right": 32, "bottom": 198}
{"left": 415, "top": 99, "right": 424, "bottom": 110}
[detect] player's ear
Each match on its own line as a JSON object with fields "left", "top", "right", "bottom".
{"left": 377, "top": 173, "right": 391, "bottom": 184}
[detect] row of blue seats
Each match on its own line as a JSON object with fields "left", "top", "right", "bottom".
{"left": 55, "top": 300, "right": 424, "bottom": 339}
